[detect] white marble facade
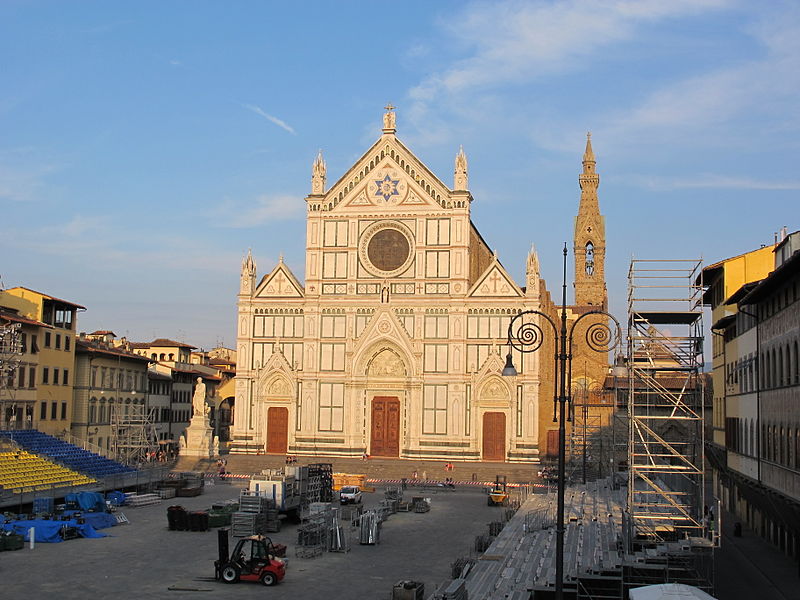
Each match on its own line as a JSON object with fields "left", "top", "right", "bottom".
{"left": 231, "top": 108, "right": 562, "bottom": 462}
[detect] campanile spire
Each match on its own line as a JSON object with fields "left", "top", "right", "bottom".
{"left": 574, "top": 133, "right": 607, "bottom": 308}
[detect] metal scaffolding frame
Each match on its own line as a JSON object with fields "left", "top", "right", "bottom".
{"left": 0, "top": 322, "right": 24, "bottom": 430}
{"left": 111, "top": 404, "right": 159, "bottom": 466}
{"left": 627, "top": 259, "right": 705, "bottom": 542}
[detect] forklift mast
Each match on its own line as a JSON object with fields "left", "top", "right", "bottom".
{"left": 218, "top": 528, "right": 230, "bottom": 564}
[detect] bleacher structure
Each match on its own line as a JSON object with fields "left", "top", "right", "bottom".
{"left": 626, "top": 259, "right": 706, "bottom": 542}
{"left": 436, "top": 478, "right": 713, "bottom": 600}
{"left": 0, "top": 447, "right": 95, "bottom": 493}
{"left": 0, "top": 429, "right": 136, "bottom": 479}
{"left": 424, "top": 259, "right": 713, "bottom": 598}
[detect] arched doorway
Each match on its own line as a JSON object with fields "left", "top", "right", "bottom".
{"left": 266, "top": 406, "right": 288, "bottom": 454}
{"left": 370, "top": 397, "right": 400, "bottom": 457}
{"left": 364, "top": 346, "right": 407, "bottom": 458}
{"left": 478, "top": 377, "right": 510, "bottom": 462}
{"left": 482, "top": 412, "right": 506, "bottom": 461}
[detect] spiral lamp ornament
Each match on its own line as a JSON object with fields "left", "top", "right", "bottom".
{"left": 584, "top": 320, "right": 619, "bottom": 353}
{"left": 508, "top": 319, "right": 546, "bottom": 354}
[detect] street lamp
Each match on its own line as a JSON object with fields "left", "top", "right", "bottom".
{"left": 502, "top": 244, "right": 620, "bottom": 599}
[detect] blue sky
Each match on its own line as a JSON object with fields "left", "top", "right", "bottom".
{"left": 1, "top": 1, "right": 797, "bottom": 350}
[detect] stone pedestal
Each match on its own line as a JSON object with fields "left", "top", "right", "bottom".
{"left": 180, "top": 415, "right": 217, "bottom": 458}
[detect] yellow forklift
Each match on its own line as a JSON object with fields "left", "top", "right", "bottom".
{"left": 487, "top": 475, "right": 509, "bottom": 506}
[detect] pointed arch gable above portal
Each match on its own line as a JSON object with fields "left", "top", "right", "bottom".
{"left": 476, "top": 375, "right": 512, "bottom": 408}
{"left": 257, "top": 348, "right": 296, "bottom": 403}
{"left": 474, "top": 347, "right": 507, "bottom": 379}
{"left": 352, "top": 307, "right": 416, "bottom": 377}
{"left": 468, "top": 262, "right": 523, "bottom": 298}
{"left": 255, "top": 262, "right": 305, "bottom": 298}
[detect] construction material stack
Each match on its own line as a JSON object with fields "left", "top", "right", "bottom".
{"left": 248, "top": 463, "right": 333, "bottom": 519}
{"left": 309, "top": 463, "right": 333, "bottom": 502}
{"left": 327, "top": 509, "right": 349, "bottom": 553}
{"left": 392, "top": 580, "right": 425, "bottom": 600}
{"left": 248, "top": 469, "right": 300, "bottom": 519}
{"left": 296, "top": 507, "right": 330, "bottom": 558}
{"left": 359, "top": 510, "right": 381, "bottom": 545}
{"left": 233, "top": 491, "right": 279, "bottom": 536}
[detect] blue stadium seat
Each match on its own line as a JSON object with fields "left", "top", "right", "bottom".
{"left": 0, "top": 430, "right": 136, "bottom": 479}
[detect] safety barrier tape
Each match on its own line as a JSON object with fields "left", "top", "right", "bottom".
{"left": 167, "top": 471, "right": 549, "bottom": 488}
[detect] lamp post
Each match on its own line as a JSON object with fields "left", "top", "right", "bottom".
{"left": 502, "top": 244, "right": 620, "bottom": 599}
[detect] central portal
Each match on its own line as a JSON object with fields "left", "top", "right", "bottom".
{"left": 266, "top": 406, "right": 288, "bottom": 454}
{"left": 482, "top": 412, "right": 506, "bottom": 461}
{"left": 370, "top": 396, "right": 400, "bottom": 457}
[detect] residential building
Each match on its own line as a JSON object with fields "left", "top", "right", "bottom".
{"left": 704, "top": 230, "right": 800, "bottom": 561}
{"left": 147, "top": 369, "right": 172, "bottom": 442}
{"left": 710, "top": 231, "right": 800, "bottom": 559}
{"left": 701, "top": 246, "right": 775, "bottom": 450}
{"left": 72, "top": 333, "right": 151, "bottom": 454}
{"left": 0, "top": 287, "right": 84, "bottom": 436}
{"left": 0, "top": 305, "right": 50, "bottom": 429}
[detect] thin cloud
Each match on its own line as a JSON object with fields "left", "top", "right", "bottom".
{"left": 214, "top": 194, "right": 304, "bottom": 228}
{"left": 242, "top": 103, "right": 296, "bottom": 135}
{"left": 0, "top": 163, "right": 58, "bottom": 203}
{"left": 409, "top": 0, "right": 727, "bottom": 100}
{"left": 623, "top": 174, "right": 800, "bottom": 191}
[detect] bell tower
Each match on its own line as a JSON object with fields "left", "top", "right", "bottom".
{"left": 573, "top": 133, "right": 607, "bottom": 309}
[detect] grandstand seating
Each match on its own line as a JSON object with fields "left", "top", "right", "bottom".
{"left": 0, "top": 430, "right": 136, "bottom": 480}
{"left": 0, "top": 449, "right": 96, "bottom": 493}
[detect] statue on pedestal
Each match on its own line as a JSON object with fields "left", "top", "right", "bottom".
{"left": 193, "top": 377, "right": 207, "bottom": 416}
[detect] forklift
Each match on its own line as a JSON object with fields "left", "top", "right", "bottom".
{"left": 214, "top": 528, "right": 286, "bottom": 586}
{"left": 487, "top": 475, "right": 509, "bottom": 506}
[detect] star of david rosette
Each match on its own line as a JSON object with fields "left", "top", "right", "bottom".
{"left": 369, "top": 170, "right": 407, "bottom": 205}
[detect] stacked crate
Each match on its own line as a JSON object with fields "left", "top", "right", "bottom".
{"left": 296, "top": 506, "right": 331, "bottom": 558}
{"left": 232, "top": 491, "right": 277, "bottom": 536}
{"left": 308, "top": 463, "right": 333, "bottom": 502}
{"left": 232, "top": 511, "right": 266, "bottom": 537}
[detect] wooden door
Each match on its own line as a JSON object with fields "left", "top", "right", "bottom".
{"left": 482, "top": 412, "right": 506, "bottom": 461}
{"left": 546, "top": 429, "right": 559, "bottom": 458}
{"left": 266, "top": 406, "right": 288, "bottom": 454}
{"left": 370, "top": 397, "right": 400, "bottom": 457}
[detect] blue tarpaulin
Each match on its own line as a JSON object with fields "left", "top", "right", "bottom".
{"left": 63, "top": 510, "right": 117, "bottom": 530}
{"left": 1, "top": 518, "right": 106, "bottom": 543}
{"left": 106, "top": 491, "right": 127, "bottom": 506}
{"left": 65, "top": 491, "right": 106, "bottom": 512}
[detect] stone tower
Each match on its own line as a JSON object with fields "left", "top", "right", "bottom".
{"left": 573, "top": 133, "right": 607, "bottom": 309}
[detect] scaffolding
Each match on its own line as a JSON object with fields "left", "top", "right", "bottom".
{"left": 0, "top": 322, "right": 23, "bottom": 430}
{"left": 627, "top": 259, "right": 705, "bottom": 543}
{"left": 111, "top": 405, "right": 159, "bottom": 466}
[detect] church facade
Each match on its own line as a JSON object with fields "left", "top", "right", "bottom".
{"left": 231, "top": 108, "right": 607, "bottom": 462}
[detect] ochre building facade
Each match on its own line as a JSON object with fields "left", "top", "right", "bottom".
{"left": 232, "top": 109, "right": 608, "bottom": 462}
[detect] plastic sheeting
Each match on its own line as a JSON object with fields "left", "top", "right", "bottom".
{"left": 1, "top": 518, "right": 106, "bottom": 543}
{"left": 65, "top": 491, "right": 106, "bottom": 512}
{"left": 63, "top": 510, "right": 117, "bottom": 530}
{"left": 106, "top": 491, "right": 127, "bottom": 506}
